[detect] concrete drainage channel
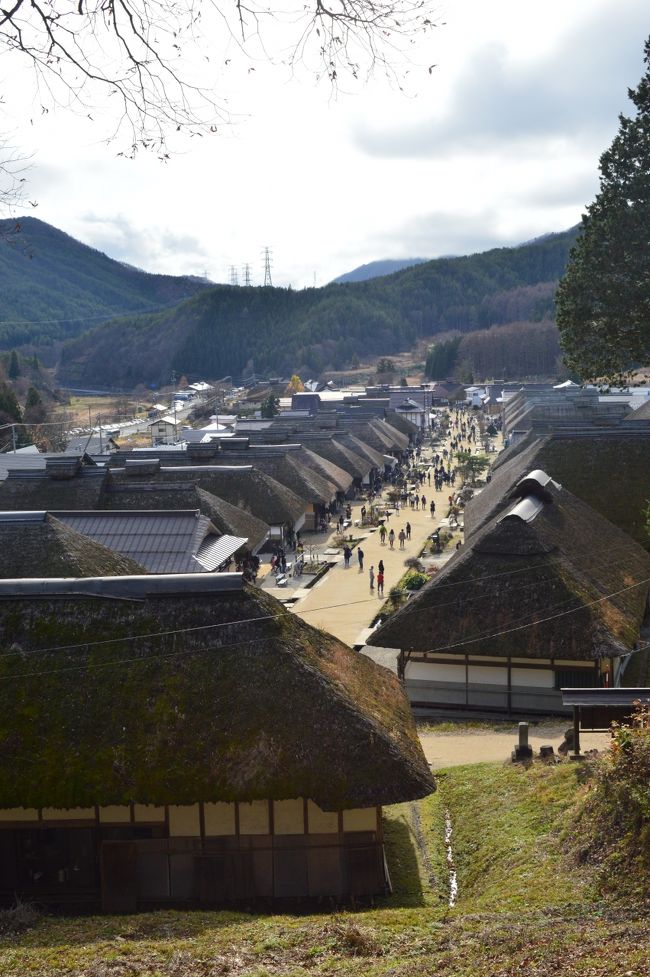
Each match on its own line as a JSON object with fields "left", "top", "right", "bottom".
{"left": 444, "top": 809, "right": 458, "bottom": 907}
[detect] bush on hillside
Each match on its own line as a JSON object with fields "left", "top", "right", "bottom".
{"left": 570, "top": 703, "right": 650, "bottom": 901}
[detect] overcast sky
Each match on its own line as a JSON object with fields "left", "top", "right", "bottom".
{"left": 1, "top": 0, "right": 648, "bottom": 287}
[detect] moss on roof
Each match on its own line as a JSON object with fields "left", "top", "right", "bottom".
{"left": 0, "top": 585, "right": 434, "bottom": 810}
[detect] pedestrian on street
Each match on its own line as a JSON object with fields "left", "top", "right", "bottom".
{"left": 430, "top": 500, "right": 436, "bottom": 517}
{"left": 369, "top": 565, "right": 375, "bottom": 590}
{"left": 406, "top": 521, "right": 411, "bottom": 540}
{"left": 388, "top": 528, "right": 395, "bottom": 549}
{"left": 398, "top": 528, "right": 406, "bottom": 549}
{"left": 343, "top": 544, "right": 351, "bottom": 568}
{"left": 379, "top": 524, "right": 387, "bottom": 545}
{"left": 377, "top": 570, "right": 384, "bottom": 596}
{"left": 378, "top": 559, "right": 385, "bottom": 575}
{"left": 357, "top": 546, "right": 364, "bottom": 571}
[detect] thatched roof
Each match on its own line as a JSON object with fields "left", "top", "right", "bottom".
{"left": 385, "top": 411, "right": 419, "bottom": 439}
{"left": 216, "top": 452, "right": 338, "bottom": 505}
{"left": 0, "top": 579, "right": 434, "bottom": 810}
{"left": 470, "top": 434, "right": 650, "bottom": 550}
{"left": 0, "top": 513, "right": 145, "bottom": 578}
{"left": 294, "top": 446, "right": 354, "bottom": 494}
{"left": 308, "top": 438, "right": 371, "bottom": 481}
{"left": 0, "top": 469, "right": 106, "bottom": 509}
{"left": 96, "top": 477, "right": 269, "bottom": 554}
{"left": 338, "top": 433, "right": 387, "bottom": 471}
{"left": 369, "top": 476, "right": 650, "bottom": 661}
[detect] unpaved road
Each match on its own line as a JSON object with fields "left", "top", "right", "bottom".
{"left": 419, "top": 724, "right": 610, "bottom": 768}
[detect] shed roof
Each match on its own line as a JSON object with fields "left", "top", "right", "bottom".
{"left": 0, "top": 583, "right": 434, "bottom": 810}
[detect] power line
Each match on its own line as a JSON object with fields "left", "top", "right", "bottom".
{"left": 0, "top": 573, "right": 648, "bottom": 681}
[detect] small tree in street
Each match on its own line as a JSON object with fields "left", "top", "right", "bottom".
{"left": 455, "top": 450, "right": 490, "bottom": 486}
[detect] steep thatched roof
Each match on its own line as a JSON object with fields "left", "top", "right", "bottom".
{"left": 338, "top": 433, "right": 387, "bottom": 470}
{"left": 0, "top": 513, "right": 145, "bottom": 577}
{"left": 215, "top": 452, "right": 338, "bottom": 505}
{"left": 470, "top": 434, "right": 650, "bottom": 550}
{"left": 369, "top": 477, "right": 650, "bottom": 661}
{"left": 194, "top": 488, "right": 269, "bottom": 552}
{"left": 0, "top": 469, "right": 106, "bottom": 509}
{"left": 385, "top": 411, "right": 419, "bottom": 439}
{"left": 308, "top": 438, "right": 371, "bottom": 481}
{"left": 0, "top": 579, "right": 434, "bottom": 810}
{"left": 294, "top": 446, "right": 354, "bottom": 494}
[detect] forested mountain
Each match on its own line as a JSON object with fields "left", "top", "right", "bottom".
{"left": 59, "top": 226, "right": 578, "bottom": 388}
{"left": 0, "top": 218, "right": 212, "bottom": 350}
{"left": 332, "top": 258, "right": 429, "bottom": 283}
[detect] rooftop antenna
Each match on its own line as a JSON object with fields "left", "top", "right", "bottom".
{"left": 262, "top": 246, "right": 273, "bottom": 287}
{"left": 243, "top": 263, "right": 252, "bottom": 287}
{"left": 229, "top": 265, "right": 239, "bottom": 286}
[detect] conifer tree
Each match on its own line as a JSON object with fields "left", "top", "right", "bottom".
{"left": 8, "top": 350, "right": 20, "bottom": 380}
{"left": 556, "top": 37, "right": 650, "bottom": 381}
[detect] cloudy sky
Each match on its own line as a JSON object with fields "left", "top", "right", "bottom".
{"left": 1, "top": 0, "right": 648, "bottom": 287}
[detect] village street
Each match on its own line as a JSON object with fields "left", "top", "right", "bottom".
{"left": 289, "top": 416, "right": 472, "bottom": 647}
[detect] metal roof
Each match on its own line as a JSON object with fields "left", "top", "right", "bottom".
{"left": 561, "top": 688, "right": 650, "bottom": 707}
{"left": 51, "top": 509, "right": 246, "bottom": 574}
{"left": 501, "top": 495, "right": 545, "bottom": 524}
{"left": 0, "top": 573, "right": 244, "bottom": 599}
{"left": 195, "top": 534, "right": 248, "bottom": 570}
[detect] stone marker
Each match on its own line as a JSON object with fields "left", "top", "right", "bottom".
{"left": 512, "top": 721, "right": 534, "bottom": 762}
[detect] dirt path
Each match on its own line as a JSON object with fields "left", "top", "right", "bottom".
{"left": 419, "top": 725, "right": 610, "bottom": 768}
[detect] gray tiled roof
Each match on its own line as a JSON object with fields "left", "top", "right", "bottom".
{"left": 53, "top": 510, "right": 245, "bottom": 574}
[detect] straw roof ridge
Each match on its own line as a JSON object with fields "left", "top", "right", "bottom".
{"left": 0, "top": 585, "right": 434, "bottom": 810}
{"left": 194, "top": 487, "right": 269, "bottom": 551}
{"left": 385, "top": 411, "right": 419, "bottom": 438}
{"left": 310, "top": 438, "right": 370, "bottom": 481}
{"left": 369, "top": 480, "right": 650, "bottom": 660}
{"left": 296, "top": 445, "right": 354, "bottom": 494}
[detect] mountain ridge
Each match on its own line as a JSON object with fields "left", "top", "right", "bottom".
{"left": 0, "top": 217, "right": 213, "bottom": 351}
{"left": 58, "top": 226, "right": 579, "bottom": 388}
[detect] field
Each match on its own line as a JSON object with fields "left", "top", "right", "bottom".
{"left": 2, "top": 760, "right": 648, "bottom": 976}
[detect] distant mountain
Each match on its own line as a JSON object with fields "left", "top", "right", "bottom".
{"left": 59, "top": 227, "right": 579, "bottom": 389}
{"left": 332, "top": 258, "right": 430, "bottom": 284}
{"left": 0, "top": 218, "right": 212, "bottom": 350}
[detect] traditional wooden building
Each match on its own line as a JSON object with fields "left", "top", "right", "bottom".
{"left": 368, "top": 470, "right": 650, "bottom": 716}
{"left": 0, "top": 574, "right": 433, "bottom": 910}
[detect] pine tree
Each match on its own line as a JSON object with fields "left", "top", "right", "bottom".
{"left": 556, "top": 37, "right": 650, "bottom": 381}
{"left": 8, "top": 350, "right": 20, "bottom": 380}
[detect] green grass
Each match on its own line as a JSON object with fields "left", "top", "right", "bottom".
{"left": 1, "top": 761, "right": 648, "bottom": 976}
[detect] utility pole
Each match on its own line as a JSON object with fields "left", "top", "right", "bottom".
{"left": 229, "top": 265, "right": 239, "bottom": 286}
{"left": 262, "top": 247, "right": 273, "bottom": 287}
{"left": 242, "top": 263, "right": 252, "bottom": 287}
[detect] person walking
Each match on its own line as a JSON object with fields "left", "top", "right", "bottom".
{"left": 343, "top": 544, "right": 351, "bottom": 568}
{"left": 388, "top": 528, "right": 395, "bottom": 550}
{"left": 368, "top": 565, "right": 375, "bottom": 590}
{"left": 430, "top": 500, "right": 436, "bottom": 517}
{"left": 398, "top": 528, "right": 406, "bottom": 550}
{"left": 378, "top": 559, "right": 385, "bottom": 575}
{"left": 406, "top": 521, "right": 411, "bottom": 540}
{"left": 379, "top": 524, "right": 387, "bottom": 545}
{"left": 357, "top": 546, "right": 364, "bottom": 571}
{"left": 377, "top": 569, "right": 384, "bottom": 596}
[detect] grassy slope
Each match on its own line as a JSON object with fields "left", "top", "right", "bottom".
{"left": 2, "top": 761, "right": 648, "bottom": 976}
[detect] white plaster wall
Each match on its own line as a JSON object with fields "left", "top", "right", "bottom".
{"left": 307, "top": 801, "right": 339, "bottom": 834}
{"left": 168, "top": 805, "right": 201, "bottom": 837}
{"left": 273, "top": 799, "right": 305, "bottom": 835}
{"left": 204, "top": 802, "right": 236, "bottom": 836}
{"left": 238, "top": 800, "right": 270, "bottom": 835}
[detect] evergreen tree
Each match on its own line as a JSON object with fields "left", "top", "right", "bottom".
{"left": 260, "top": 394, "right": 280, "bottom": 418}
{"left": 0, "top": 382, "right": 23, "bottom": 424}
{"left": 24, "top": 386, "right": 47, "bottom": 424}
{"left": 8, "top": 350, "right": 20, "bottom": 380}
{"left": 556, "top": 37, "right": 650, "bottom": 381}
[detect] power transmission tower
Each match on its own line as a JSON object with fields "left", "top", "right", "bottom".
{"left": 229, "top": 265, "right": 239, "bottom": 286}
{"left": 242, "top": 263, "right": 252, "bottom": 286}
{"left": 262, "top": 246, "right": 273, "bottom": 287}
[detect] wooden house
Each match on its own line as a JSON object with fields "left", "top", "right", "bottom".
{"left": 0, "top": 574, "right": 433, "bottom": 910}
{"left": 368, "top": 470, "right": 650, "bottom": 716}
